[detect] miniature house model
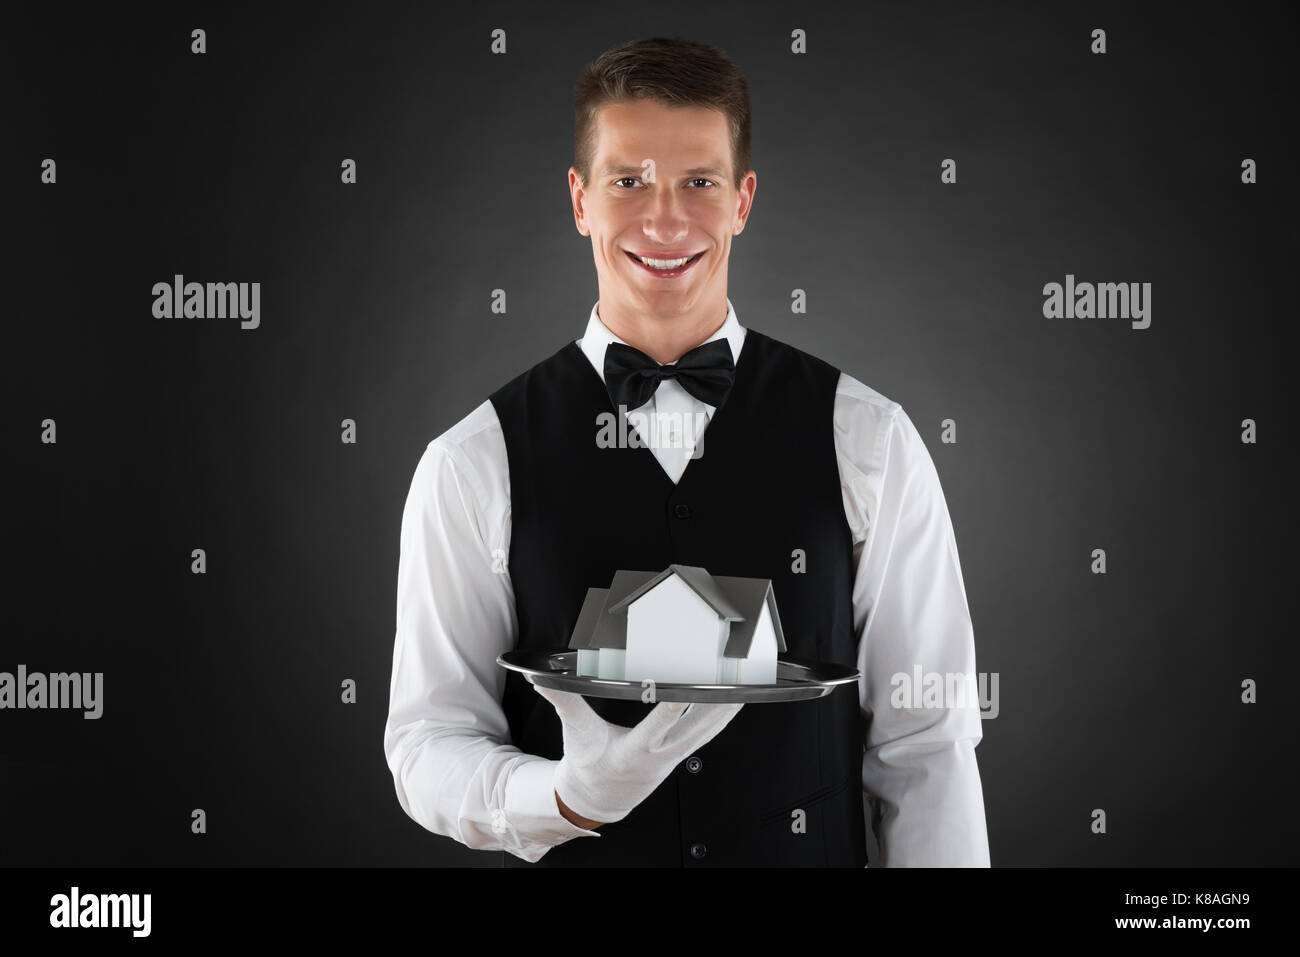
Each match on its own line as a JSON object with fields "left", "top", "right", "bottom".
{"left": 569, "top": 564, "right": 787, "bottom": 685}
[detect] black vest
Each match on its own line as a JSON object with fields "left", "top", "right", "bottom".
{"left": 490, "top": 327, "right": 867, "bottom": 867}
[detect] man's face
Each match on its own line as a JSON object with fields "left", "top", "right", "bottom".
{"left": 569, "top": 99, "right": 756, "bottom": 323}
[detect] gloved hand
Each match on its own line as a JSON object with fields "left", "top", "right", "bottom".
{"left": 533, "top": 683, "right": 744, "bottom": 825}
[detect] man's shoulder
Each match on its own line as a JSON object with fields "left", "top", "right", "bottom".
{"left": 424, "top": 335, "right": 588, "bottom": 469}
{"left": 429, "top": 398, "right": 502, "bottom": 456}
{"left": 750, "top": 331, "right": 901, "bottom": 415}
{"left": 752, "top": 329, "right": 902, "bottom": 417}
{"left": 402, "top": 399, "right": 508, "bottom": 548}
{"left": 835, "top": 369, "right": 903, "bottom": 422}
{"left": 487, "top": 338, "right": 584, "bottom": 408}
{"left": 419, "top": 333, "right": 580, "bottom": 461}
{"left": 746, "top": 328, "right": 840, "bottom": 382}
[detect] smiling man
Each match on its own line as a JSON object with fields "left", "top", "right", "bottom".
{"left": 573, "top": 95, "right": 751, "bottom": 364}
{"left": 384, "top": 36, "right": 991, "bottom": 867}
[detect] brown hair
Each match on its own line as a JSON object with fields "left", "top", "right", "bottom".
{"left": 573, "top": 36, "right": 752, "bottom": 190}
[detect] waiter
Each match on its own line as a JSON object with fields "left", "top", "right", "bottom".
{"left": 384, "top": 36, "right": 991, "bottom": 867}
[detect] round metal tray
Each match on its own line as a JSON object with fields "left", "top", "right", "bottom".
{"left": 498, "top": 649, "right": 859, "bottom": 703}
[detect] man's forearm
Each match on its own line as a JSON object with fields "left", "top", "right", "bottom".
{"left": 555, "top": 790, "right": 604, "bottom": 830}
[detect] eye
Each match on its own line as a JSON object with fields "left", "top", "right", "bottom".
{"left": 614, "top": 177, "right": 644, "bottom": 188}
{"left": 688, "top": 178, "right": 716, "bottom": 188}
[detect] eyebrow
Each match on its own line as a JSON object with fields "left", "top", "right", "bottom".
{"left": 599, "top": 164, "right": 728, "bottom": 178}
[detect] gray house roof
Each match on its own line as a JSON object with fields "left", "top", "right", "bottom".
{"left": 568, "top": 569, "right": 660, "bottom": 651}
{"left": 568, "top": 564, "right": 787, "bottom": 658}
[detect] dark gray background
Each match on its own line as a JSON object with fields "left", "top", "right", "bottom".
{"left": 5, "top": 1, "right": 1294, "bottom": 866}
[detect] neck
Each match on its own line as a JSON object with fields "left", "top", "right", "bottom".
{"left": 597, "top": 297, "right": 728, "bottom": 364}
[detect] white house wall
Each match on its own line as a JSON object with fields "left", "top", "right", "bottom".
{"left": 713, "top": 616, "right": 735, "bottom": 682}
{"left": 624, "top": 574, "right": 722, "bottom": 685}
{"left": 736, "top": 600, "right": 778, "bottom": 684}
{"left": 718, "top": 652, "right": 740, "bottom": 684}
{"left": 597, "top": 647, "right": 626, "bottom": 680}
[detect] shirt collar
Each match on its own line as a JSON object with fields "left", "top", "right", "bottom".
{"left": 578, "top": 297, "right": 747, "bottom": 385}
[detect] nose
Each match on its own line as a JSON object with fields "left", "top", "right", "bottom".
{"left": 643, "top": 184, "right": 689, "bottom": 246}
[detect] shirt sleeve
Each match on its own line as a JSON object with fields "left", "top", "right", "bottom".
{"left": 383, "top": 401, "right": 600, "bottom": 862}
{"left": 835, "top": 380, "right": 991, "bottom": 867}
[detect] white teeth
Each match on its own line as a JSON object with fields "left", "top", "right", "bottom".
{"left": 636, "top": 254, "right": 693, "bottom": 269}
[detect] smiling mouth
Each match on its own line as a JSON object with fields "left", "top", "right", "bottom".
{"left": 624, "top": 250, "right": 705, "bottom": 277}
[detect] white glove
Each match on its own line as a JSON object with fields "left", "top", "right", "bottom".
{"left": 533, "top": 683, "right": 744, "bottom": 825}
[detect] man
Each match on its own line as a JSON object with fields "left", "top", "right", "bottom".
{"left": 384, "top": 36, "right": 990, "bottom": 866}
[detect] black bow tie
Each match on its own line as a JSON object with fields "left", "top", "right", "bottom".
{"left": 603, "top": 338, "right": 736, "bottom": 411}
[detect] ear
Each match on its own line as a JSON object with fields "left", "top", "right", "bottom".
{"left": 733, "top": 169, "right": 757, "bottom": 235}
{"left": 569, "top": 166, "right": 590, "bottom": 236}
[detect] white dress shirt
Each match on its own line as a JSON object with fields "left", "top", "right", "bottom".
{"left": 384, "top": 297, "right": 991, "bottom": 866}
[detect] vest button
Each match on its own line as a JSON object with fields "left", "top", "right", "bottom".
{"left": 689, "top": 842, "right": 707, "bottom": 859}
{"left": 673, "top": 504, "right": 692, "bottom": 519}
{"left": 685, "top": 756, "right": 703, "bottom": 773}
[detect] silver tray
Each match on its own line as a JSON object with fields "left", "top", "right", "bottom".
{"left": 497, "top": 650, "right": 859, "bottom": 703}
